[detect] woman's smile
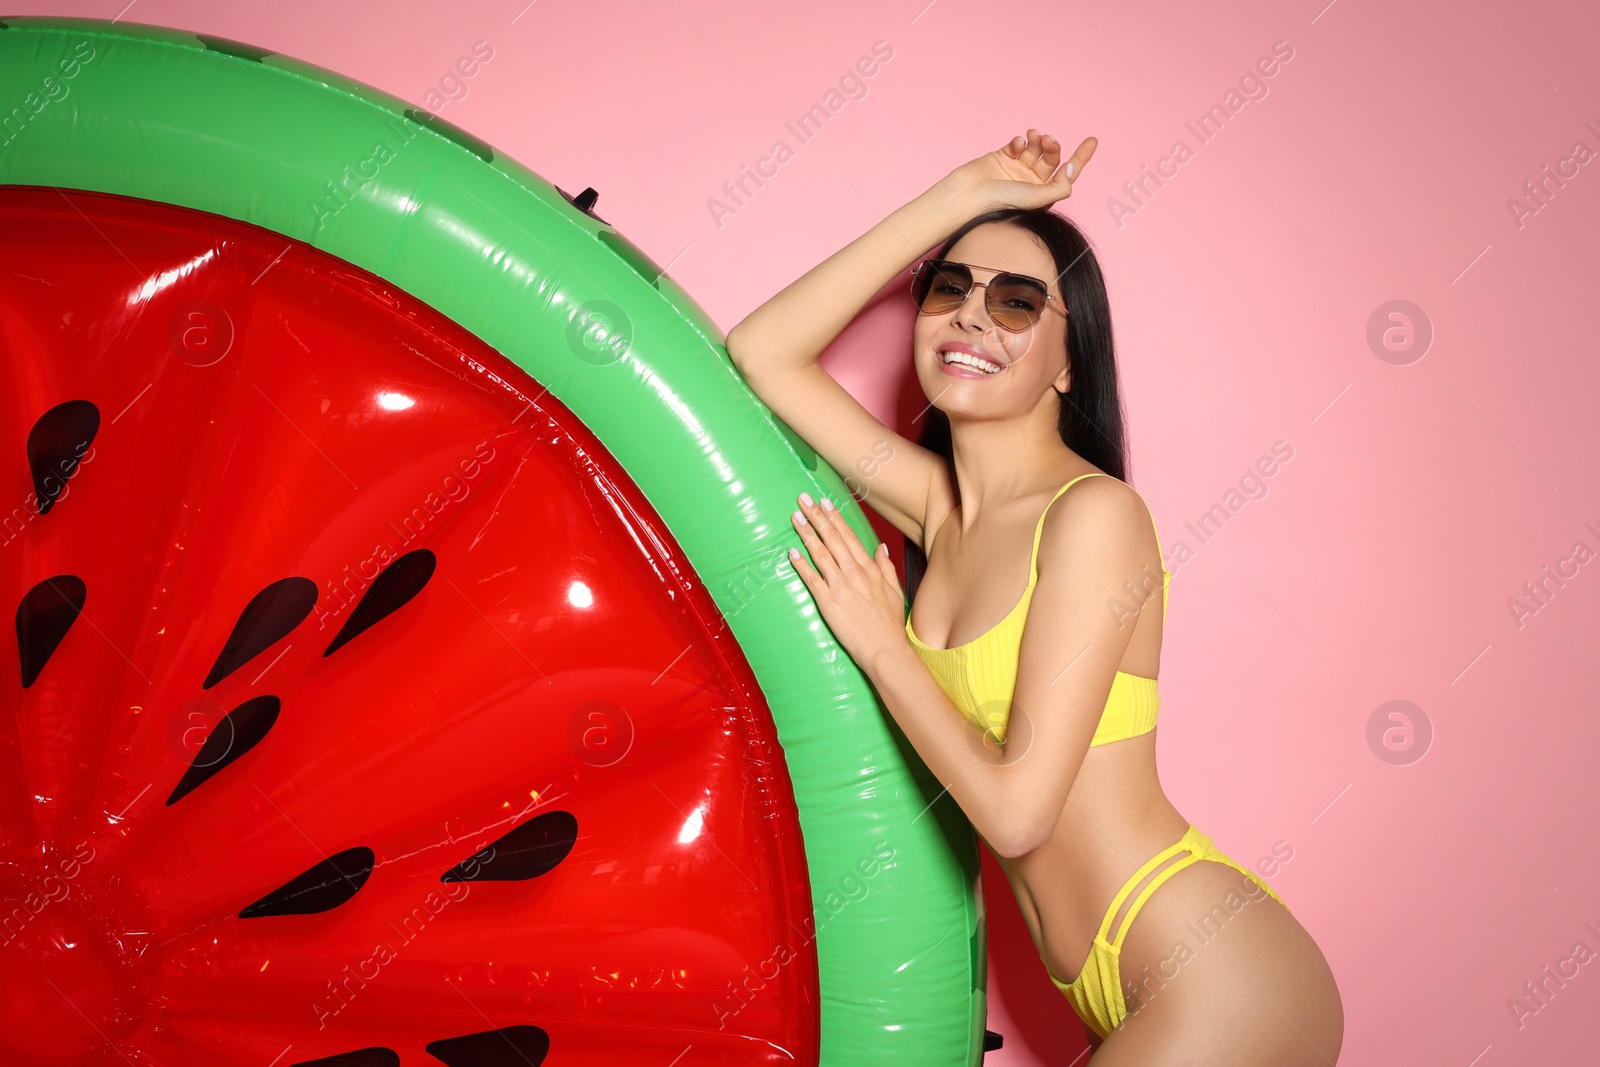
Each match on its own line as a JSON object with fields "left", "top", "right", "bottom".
{"left": 936, "top": 339, "right": 1007, "bottom": 377}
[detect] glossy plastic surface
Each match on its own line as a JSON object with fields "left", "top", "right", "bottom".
{"left": 0, "top": 17, "right": 986, "bottom": 1066}
{"left": 0, "top": 187, "right": 817, "bottom": 1065}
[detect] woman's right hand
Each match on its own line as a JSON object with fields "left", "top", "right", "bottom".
{"left": 939, "top": 129, "right": 1097, "bottom": 214}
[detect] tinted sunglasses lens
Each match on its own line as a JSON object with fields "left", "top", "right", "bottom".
{"left": 988, "top": 275, "right": 1048, "bottom": 331}
{"left": 916, "top": 261, "right": 972, "bottom": 314}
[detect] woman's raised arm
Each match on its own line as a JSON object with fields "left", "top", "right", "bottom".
{"left": 724, "top": 174, "right": 970, "bottom": 543}
{"left": 725, "top": 130, "right": 1097, "bottom": 542}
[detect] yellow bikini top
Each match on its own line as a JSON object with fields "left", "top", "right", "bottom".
{"left": 905, "top": 472, "right": 1170, "bottom": 747}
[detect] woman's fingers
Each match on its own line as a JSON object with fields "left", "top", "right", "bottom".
{"left": 1019, "top": 130, "right": 1066, "bottom": 182}
{"left": 1064, "top": 136, "right": 1097, "bottom": 181}
{"left": 788, "top": 544, "right": 818, "bottom": 588}
{"left": 792, "top": 492, "right": 887, "bottom": 600}
{"left": 1036, "top": 133, "right": 1062, "bottom": 182}
{"left": 792, "top": 507, "right": 842, "bottom": 585}
{"left": 799, "top": 501, "right": 860, "bottom": 582}
{"left": 1029, "top": 135, "right": 1095, "bottom": 200}
{"left": 812, "top": 497, "right": 875, "bottom": 570}
{"left": 1017, "top": 128, "right": 1044, "bottom": 170}
{"left": 874, "top": 541, "right": 902, "bottom": 594}
{"left": 1006, "top": 129, "right": 1087, "bottom": 190}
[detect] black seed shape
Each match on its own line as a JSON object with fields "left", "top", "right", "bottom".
{"left": 27, "top": 399, "right": 99, "bottom": 516}
{"left": 166, "top": 695, "right": 280, "bottom": 805}
{"left": 424, "top": 1026, "right": 550, "bottom": 1067}
{"left": 291, "top": 1050, "right": 399, "bottom": 1067}
{"left": 239, "top": 846, "right": 375, "bottom": 918}
{"left": 195, "top": 33, "right": 276, "bottom": 62}
{"left": 16, "top": 575, "right": 86, "bottom": 688}
{"left": 203, "top": 577, "right": 317, "bottom": 689}
{"left": 402, "top": 108, "right": 495, "bottom": 163}
{"left": 442, "top": 810, "right": 577, "bottom": 883}
{"left": 984, "top": 1029, "right": 1005, "bottom": 1052}
{"left": 324, "top": 550, "right": 435, "bottom": 657}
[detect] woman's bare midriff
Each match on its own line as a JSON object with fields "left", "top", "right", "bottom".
{"left": 986, "top": 734, "right": 1191, "bottom": 985}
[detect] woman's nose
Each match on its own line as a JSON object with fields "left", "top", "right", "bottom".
{"left": 952, "top": 284, "right": 991, "bottom": 329}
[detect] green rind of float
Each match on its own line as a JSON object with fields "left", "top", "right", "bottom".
{"left": 0, "top": 17, "right": 984, "bottom": 1067}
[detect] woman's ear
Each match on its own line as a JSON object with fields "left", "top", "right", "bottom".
{"left": 1054, "top": 364, "right": 1071, "bottom": 395}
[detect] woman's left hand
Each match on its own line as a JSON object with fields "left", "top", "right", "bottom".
{"left": 787, "top": 492, "right": 908, "bottom": 670}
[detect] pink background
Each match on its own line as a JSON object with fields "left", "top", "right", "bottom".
{"left": 42, "top": 0, "right": 1600, "bottom": 1062}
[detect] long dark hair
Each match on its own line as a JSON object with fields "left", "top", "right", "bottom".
{"left": 904, "top": 207, "right": 1127, "bottom": 604}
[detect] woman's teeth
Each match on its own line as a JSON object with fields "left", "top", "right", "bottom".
{"left": 942, "top": 351, "right": 1002, "bottom": 374}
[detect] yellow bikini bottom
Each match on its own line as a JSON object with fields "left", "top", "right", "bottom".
{"left": 1047, "top": 825, "right": 1289, "bottom": 1039}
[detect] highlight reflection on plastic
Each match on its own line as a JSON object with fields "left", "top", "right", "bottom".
{"left": 0, "top": 187, "right": 819, "bottom": 1066}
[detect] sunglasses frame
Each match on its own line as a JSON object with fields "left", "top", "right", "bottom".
{"left": 909, "top": 258, "right": 1068, "bottom": 333}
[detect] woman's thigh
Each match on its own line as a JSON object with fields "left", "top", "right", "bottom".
{"left": 1088, "top": 859, "right": 1344, "bottom": 1065}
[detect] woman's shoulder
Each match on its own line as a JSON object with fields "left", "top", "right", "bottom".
{"left": 1034, "top": 472, "right": 1157, "bottom": 570}
{"left": 1041, "top": 469, "right": 1146, "bottom": 521}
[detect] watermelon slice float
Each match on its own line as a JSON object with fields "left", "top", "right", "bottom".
{"left": 0, "top": 17, "right": 988, "bottom": 1067}
{"left": 2, "top": 185, "right": 819, "bottom": 1064}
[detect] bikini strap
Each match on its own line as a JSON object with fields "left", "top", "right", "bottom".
{"left": 1028, "top": 472, "right": 1111, "bottom": 582}
{"left": 928, "top": 472, "right": 1107, "bottom": 559}
{"left": 931, "top": 472, "right": 1145, "bottom": 585}
{"left": 1101, "top": 829, "right": 1210, "bottom": 949}
{"left": 1145, "top": 506, "right": 1171, "bottom": 616}
{"left": 1028, "top": 472, "right": 1169, "bottom": 617}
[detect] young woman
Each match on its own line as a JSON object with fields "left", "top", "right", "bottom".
{"left": 724, "top": 130, "right": 1343, "bottom": 1062}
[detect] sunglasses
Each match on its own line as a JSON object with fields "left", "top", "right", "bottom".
{"left": 910, "top": 258, "right": 1067, "bottom": 333}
